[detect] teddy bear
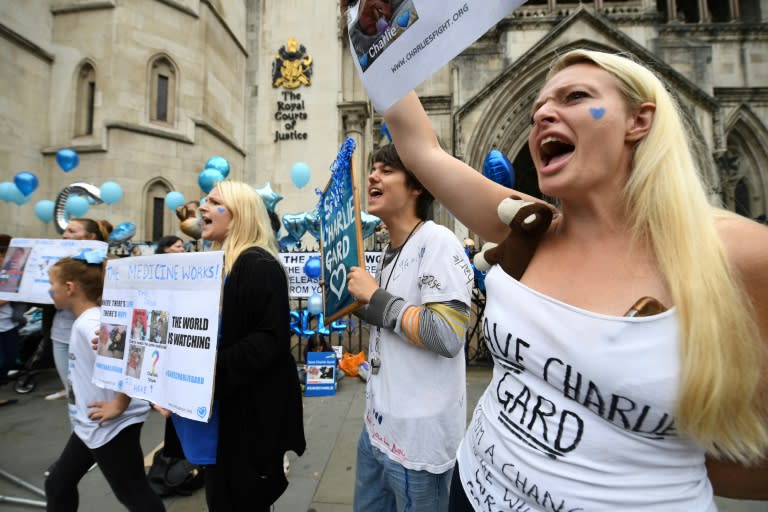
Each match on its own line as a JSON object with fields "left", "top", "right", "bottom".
{"left": 473, "top": 195, "right": 553, "bottom": 280}
{"left": 175, "top": 200, "right": 202, "bottom": 240}
{"left": 473, "top": 195, "right": 666, "bottom": 317}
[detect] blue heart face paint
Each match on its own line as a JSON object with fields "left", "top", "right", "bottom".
{"left": 217, "top": 207, "right": 226, "bottom": 213}
{"left": 590, "top": 107, "right": 606, "bottom": 120}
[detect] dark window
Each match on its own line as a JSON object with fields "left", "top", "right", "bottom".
{"left": 153, "top": 197, "right": 165, "bottom": 241}
{"left": 156, "top": 75, "right": 168, "bottom": 122}
{"left": 86, "top": 81, "right": 95, "bottom": 134}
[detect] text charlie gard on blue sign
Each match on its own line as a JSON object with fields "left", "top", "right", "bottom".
{"left": 318, "top": 137, "right": 364, "bottom": 322}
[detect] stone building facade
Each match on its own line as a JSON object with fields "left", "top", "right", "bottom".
{"left": 1, "top": 0, "right": 766, "bottom": 244}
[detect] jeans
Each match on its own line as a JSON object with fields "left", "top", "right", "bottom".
{"left": 354, "top": 428, "right": 452, "bottom": 512}
{"left": 52, "top": 338, "right": 69, "bottom": 392}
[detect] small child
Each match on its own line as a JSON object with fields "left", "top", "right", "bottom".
{"left": 44, "top": 251, "right": 165, "bottom": 512}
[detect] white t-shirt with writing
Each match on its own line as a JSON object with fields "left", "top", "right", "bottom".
{"left": 68, "top": 307, "right": 150, "bottom": 449}
{"left": 456, "top": 267, "right": 715, "bottom": 511}
{"left": 366, "top": 221, "right": 474, "bottom": 474}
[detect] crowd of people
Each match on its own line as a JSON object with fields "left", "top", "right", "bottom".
{"left": 2, "top": 45, "right": 767, "bottom": 511}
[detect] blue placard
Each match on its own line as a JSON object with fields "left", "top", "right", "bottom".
{"left": 304, "top": 351, "right": 337, "bottom": 397}
{"left": 317, "top": 137, "right": 364, "bottom": 322}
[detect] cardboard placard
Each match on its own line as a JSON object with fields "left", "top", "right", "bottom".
{"left": 346, "top": 0, "right": 527, "bottom": 112}
{"left": 317, "top": 137, "right": 365, "bottom": 323}
{"left": 0, "top": 238, "right": 108, "bottom": 303}
{"left": 93, "top": 251, "right": 224, "bottom": 422}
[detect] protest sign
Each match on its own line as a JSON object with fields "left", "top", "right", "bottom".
{"left": 92, "top": 251, "right": 224, "bottom": 422}
{"left": 0, "top": 238, "right": 108, "bottom": 303}
{"left": 304, "top": 351, "right": 337, "bottom": 397}
{"left": 317, "top": 137, "right": 365, "bottom": 322}
{"left": 346, "top": 0, "right": 527, "bottom": 112}
{"left": 280, "top": 251, "right": 381, "bottom": 299}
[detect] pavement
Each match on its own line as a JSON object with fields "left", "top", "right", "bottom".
{"left": 1, "top": 365, "right": 766, "bottom": 512}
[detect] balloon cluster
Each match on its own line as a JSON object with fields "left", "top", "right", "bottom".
{"left": 290, "top": 310, "right": 348, "bottom": 338}
{"left": 1, "top": 148, "right": 130, "bottom": 229}
{"left": 197, "top": 156, "right": 231, "bottom": 194}
{"left": 276, "top": 210, "right": 381, "bottom": 251}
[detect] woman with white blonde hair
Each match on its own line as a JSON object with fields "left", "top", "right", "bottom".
{"left": 156, "top": 180, "right": 305, "bottom": 511}
{"left": 382, "top": 49, "right": 767, "bottom": 510}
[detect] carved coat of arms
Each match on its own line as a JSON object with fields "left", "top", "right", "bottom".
{"left": 272, "top": 37, "right": 313, "bottom": 89}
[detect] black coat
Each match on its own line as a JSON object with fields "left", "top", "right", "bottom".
{"left": 212, "top": 247, "right": 305, "bottom": 509}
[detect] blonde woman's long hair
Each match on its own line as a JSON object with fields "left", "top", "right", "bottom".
{"left": 548, "top": 49, "right": 767, "bottom": 462}
{"left": 209, "top": 180, "right": 281, "bottom": 275}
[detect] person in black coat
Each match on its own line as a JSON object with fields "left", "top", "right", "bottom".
{"left": 157, "top": 180, "right": 305, "bottom": 510}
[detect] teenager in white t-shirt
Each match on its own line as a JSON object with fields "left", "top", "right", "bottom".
{"left": 347, "top": 143, "right": 473, "bottom": 511}
{"left": 44, "top": 252, "right": 163, "bottom": 512}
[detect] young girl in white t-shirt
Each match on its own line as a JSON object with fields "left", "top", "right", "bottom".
{"left": 44, "top": 251, "right": 164, "bottom": 512}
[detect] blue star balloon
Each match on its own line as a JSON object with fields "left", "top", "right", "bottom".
{"left": 255, "top": 183, "right": 283, "bottom": 212}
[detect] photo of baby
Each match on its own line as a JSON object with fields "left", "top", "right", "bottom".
{"left": 148, "top": 310, "right": 169, "bottom": 344}
{"left": 98, "top": 323, "right": 127, "bottom": 359}
{"left": 131, "top": 309, "right": 147, "bottom": 341}
{"left": 347, "top": 0, "right": 419, "bottom": 72}
{"left": 126, "top": 344, "right": 145, "bottom": 379}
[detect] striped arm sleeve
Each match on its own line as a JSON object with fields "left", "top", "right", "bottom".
{"left": 365, "top": 289, "right": 470, "bottom": 357}
{"left": 397, "top": 301, "right": 469, "bottom": 358}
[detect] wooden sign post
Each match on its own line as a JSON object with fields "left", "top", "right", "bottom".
{"left": 317, "top": 137, "right": 365, "bottom": 323}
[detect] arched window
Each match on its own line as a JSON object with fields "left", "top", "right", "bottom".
{"left": 145, "top": 180, "right": 174, "bottom": 242}
{"left": 149, "top": 57, "right": 176, "bottom": 125}
{"left": 75, "top": 63, "right": 96, "bottom": 136}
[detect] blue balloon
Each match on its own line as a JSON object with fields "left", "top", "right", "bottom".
{"left": 289, "top": 310, "right": 303, "bottom": 336}
{"left": 254, "top": 183, "right": 283, "bottom": 212}
{"left": 34, "top": 200, "right": 55, "bottom": 223}
{"left": 304, "top": 256, "right": 322, "bottom": 280}
{"left": 165, "top": 191, "right": 186, "bottom": 211}
{"left": 305, "top": 211, "right": 321, "bottom": 240}
{"left": 100, "top": 181, "right": 123, "bottom": 205}
{"left": 14, "top": 172, "right": 38, "bottom": 196}
{"left": 314, "top": 313, "right": 330, "bottom": 336}
{"left": 205, "top": 156, "right": 230, "bottom": 178}
{"left": 307, "top": 293, "right": 323, "bottom": 316}
{"left": 482, "top": 149, "right": 515, "bottom": 188}
{"left": 290, "top": 162, "right": 311, "bottom": 189}
{"left": 56, "top": 148, "right": 80, "bottom": 172}
{"left": 361, "top": 211, "right": 381, "bottom": 239}
{"left": 109, "top": 221, "right": 136, "bottom": 242}
{"left": 65, "top": 195, "right": 89, "bottom": 217}
{"left": 278, "top": 235, "right": 298, "bottom": 252}
{"left": 198, "top": 168, "right": 224, "bottom": 194}
{"left": 300, "top": 309, "right": 316, "bottom": 337}
{"left": 8, "top": 184, "right": 28, "bottom": 205}
{"left": 282, "top": 212, "right": 308, "bottom": 241}
{"left": 0, "top": 182, "right": 17, "bottom": 202}
{"left": 330, "top": 319, "right": 348, "bottom": 333}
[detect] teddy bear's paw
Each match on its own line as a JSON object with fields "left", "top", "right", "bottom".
{"left": 497, "top": 197, "right": 534, "bottom": 225}
{"left": 473, "top": 242, "right": 498, "bottom": 272}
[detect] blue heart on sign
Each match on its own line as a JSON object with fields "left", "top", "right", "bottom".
{"left": 359, "top": 53, "right": 369, "bottom": 68}
{"left": 589, "top": 107, "right": 605, "bottom": 120}
{"left": 396, "top": 11, "right": 410, "bottom": 27}
{"left": 197, "top": 406, "right": 207, "bottom": 418}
